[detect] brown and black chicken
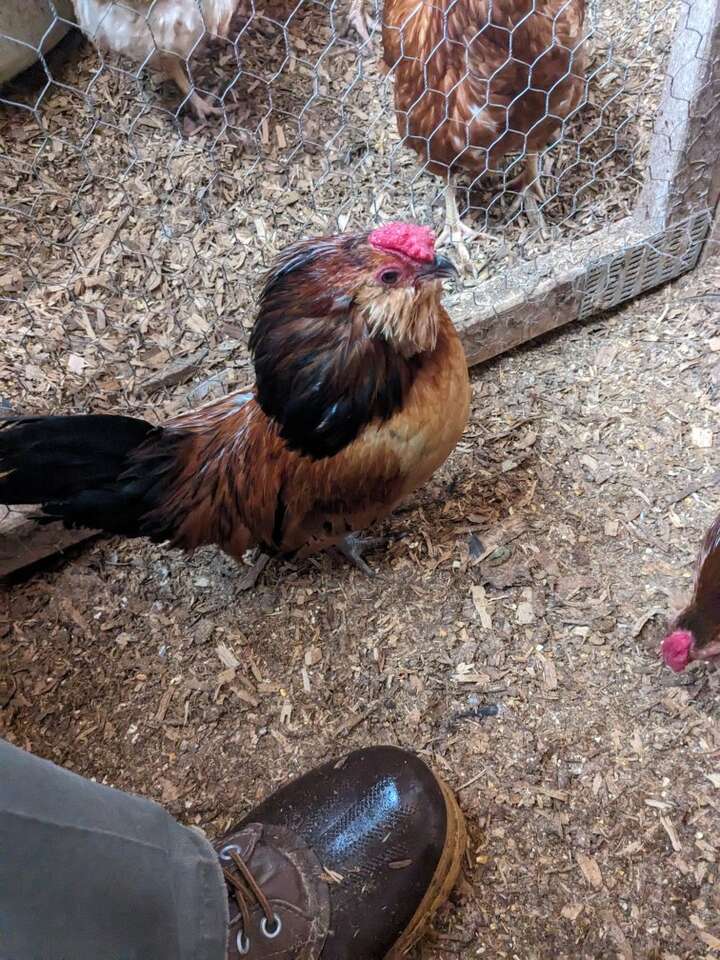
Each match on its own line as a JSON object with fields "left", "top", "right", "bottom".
{"left": 0, "top": 223, "right": 470, "bottom": 586}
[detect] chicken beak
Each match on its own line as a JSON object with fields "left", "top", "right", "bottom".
{"left": 420, "top": 253, "right": 459, "bottom": 281}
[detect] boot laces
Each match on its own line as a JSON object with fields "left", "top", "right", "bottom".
{"left": 220, "top": 844, "right": 283, "bottom": 954}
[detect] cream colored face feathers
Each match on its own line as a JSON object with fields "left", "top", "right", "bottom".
{"left": 355, "top": 279, "right": 442, "bottom": 357}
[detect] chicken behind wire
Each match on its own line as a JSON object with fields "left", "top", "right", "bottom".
{"left": 0, "top": 223, "right": 470, "bottom": 578}
{"left": 382, "top": 0, "right": 588, "bottom": 248}
{"left": 72, "top": 0, "right": 239, "bottom": 119}
{"left": 661, "top": 513, "right": 720, "bottom": 672}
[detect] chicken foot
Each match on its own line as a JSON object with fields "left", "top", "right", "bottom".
{"left": 333, "top": 534, "right": 395, "bottom": 577}
{"left": 344, "top": 0, "right": 378, "bottom": 44}
{"left": 507, "top": 153, "right": 547, "bottom": 233}
{"left": 237, "top": 533, "right": 396, "bottom": 589}
{"left": 438, "top": 183, "right": 493, "bottom": 274}
{"left": 160, "top": 54, "right": 220, "bottom": 122}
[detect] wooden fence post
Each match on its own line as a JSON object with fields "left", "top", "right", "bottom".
{"left": 639, "top": 0, "right": 720, "bottom": 239}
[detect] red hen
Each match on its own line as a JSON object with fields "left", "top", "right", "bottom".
{"left": 382, "top": 0, "right": 588, "bottom": 252}
{"left": 661, "top": 513, "right": 720, "bottom": 671}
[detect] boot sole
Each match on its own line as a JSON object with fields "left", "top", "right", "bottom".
{"left": 385, "top": 772, "right": 468, "bottom": 958}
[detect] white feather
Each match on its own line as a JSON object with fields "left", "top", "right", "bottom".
{"left": 72, "top": 0, "right": 238, "bottom": 63}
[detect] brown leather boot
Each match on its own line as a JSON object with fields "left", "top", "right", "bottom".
{"left": 214, "top": 745, "right": 466, "bottom": 959}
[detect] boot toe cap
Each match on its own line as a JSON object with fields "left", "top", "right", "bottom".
{"left": 243, "top": 745, "right": 464, "bottom": 959}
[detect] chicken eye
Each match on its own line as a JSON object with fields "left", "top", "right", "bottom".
{"left": 380, "top": 269, "right": 400, "bottom": 285}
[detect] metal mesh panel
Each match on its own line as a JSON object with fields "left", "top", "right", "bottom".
{"left": 578, "top": 209, "right": 711, "bottom": 318}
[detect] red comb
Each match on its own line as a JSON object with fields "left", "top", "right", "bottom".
{"left": 368, "top": 222, "right": 436, "bottom": 263}
{"left": 660, "top": 629, "right": 693, "bottom": 672}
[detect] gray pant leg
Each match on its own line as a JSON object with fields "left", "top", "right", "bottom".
{"left": 0, "top": 739, "right": 228, "bottom": 960}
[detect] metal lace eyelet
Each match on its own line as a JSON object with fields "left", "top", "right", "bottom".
{"left": 236, "top": 930, "right": 250, "bottom": 955}
{"left": 220, "top": 844, "right": 243, "bottom": 861}
{"left": 261, "top": 914, "right": 282, "bottom": 939}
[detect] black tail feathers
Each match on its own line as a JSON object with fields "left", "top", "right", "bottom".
{"left": 0, "top": 414, "right": 177, "bottom": 537}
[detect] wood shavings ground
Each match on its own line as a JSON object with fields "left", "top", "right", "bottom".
{"left": 2, "top": 3, "right": 719, "bottom": 958}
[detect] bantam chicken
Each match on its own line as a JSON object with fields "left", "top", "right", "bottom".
{"left": 72, "top": 0, "right": 239, "bottom": 119}
{"left": 661, "top": 513, "right": 720, "bottom": 672}
{"left": 382, "top": 0, "right": 588, "bottom": 250}
{"left": 0, "top": 223, "right": 470, "bottom": 584}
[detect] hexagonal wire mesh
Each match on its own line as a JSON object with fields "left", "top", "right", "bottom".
{"left": 0, "top": 0, "right": 718, "bottom": 565}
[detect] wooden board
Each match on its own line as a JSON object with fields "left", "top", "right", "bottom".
{"left": 455, "top": 215, "right": 649, "bottom": 365}
{"left": 0, "top": 509, "right": 97, "bottom": 578}
{"left": 639, "top": 0, "right": 720, "bottom": 229}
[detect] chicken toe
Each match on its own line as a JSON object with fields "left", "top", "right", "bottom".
{"left": 188, "top": 91, "right": 221, "bottom": 122}
{"left": 161, "top": 54, "right": 220, "bottom": 123}
{"left": 333, "top": 534, "right": 392, "bottom": 576}
{"left": 344, "top": 0, "right": 378, "bottom": 44}
{"left": 438, "top": 185, "right": 490, "bottom": 274}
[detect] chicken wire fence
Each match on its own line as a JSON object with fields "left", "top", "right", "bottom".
{"left": 0, "top": 0, "right": 718, "bottom": 439}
